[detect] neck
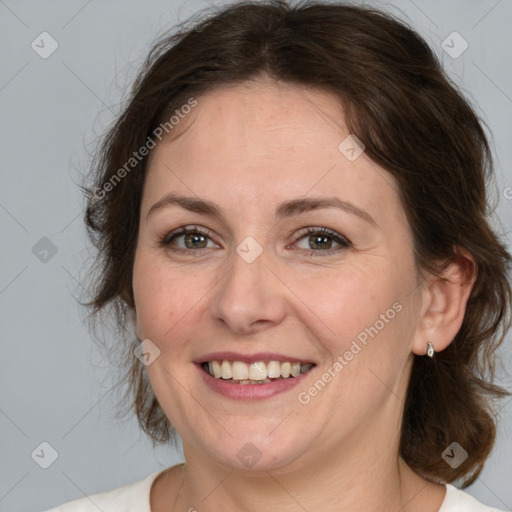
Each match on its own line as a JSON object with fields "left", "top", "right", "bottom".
{"left": 174, "top": 426, "right": 443, "bottom": 512}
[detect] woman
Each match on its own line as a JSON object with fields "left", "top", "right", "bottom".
{"left": 46, "top": 1, "right": 511, "bottom": 510}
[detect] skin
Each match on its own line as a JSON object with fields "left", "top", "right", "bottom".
{"left": 132, "top": 78, "right": 475, "bottom": 511}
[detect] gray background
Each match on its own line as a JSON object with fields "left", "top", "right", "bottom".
{"left": 1, "top": 0, "right": 511, "bottom": 511}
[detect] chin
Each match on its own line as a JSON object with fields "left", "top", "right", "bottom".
{"left": 184, "top": 423, "right": 317, "bottom": 472}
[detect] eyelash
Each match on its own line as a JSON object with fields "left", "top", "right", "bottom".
{"left": 159, "top": 225, "right": 352, "bottom": 257}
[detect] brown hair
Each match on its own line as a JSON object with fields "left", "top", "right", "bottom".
{"left": 84, "top": 0, "right": 511, "bottom": 487}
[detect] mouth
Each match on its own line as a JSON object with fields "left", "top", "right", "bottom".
{"left": 200, "top": 359, "right": 315, "bottom": 384}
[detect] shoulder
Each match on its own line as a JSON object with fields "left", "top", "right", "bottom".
{"left": 439, "top": 484, "right": 507, "bottom": 512}
{"left": 42, "top": 469, "right": 165, "bottom": 512}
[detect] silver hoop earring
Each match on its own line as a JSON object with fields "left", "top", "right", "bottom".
{"left": 426, "top": 341, "right": 435, "bottom": 358}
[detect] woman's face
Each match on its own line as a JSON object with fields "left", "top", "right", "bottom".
{"left": 133, "top": 80, "right": 427, "bottom": 471}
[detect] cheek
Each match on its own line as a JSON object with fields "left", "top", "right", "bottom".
{"left": 291, "top": 263, "right": 399, "bottom": 340}
{"left": 132, "top": 250, "right": 212, "bottom": 342}
{"left": 133, "top": 251, "right": 176, "bottom": 340}
{"left": 286, "top": 258, "right": 418, "bottom": 378}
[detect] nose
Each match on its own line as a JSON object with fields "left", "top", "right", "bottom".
{"left": 210, "top": 246, "right": 287, "bottom": 335}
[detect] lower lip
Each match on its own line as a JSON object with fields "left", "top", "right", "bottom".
{"left": 197, "top": 364, "right": 313, "bottom": 400}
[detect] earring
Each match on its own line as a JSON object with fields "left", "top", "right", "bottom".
{"left": 426, "top": 341, "right": 435, "bottom": 358}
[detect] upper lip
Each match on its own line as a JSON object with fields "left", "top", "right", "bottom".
{"left": 194, "top": 352, "right": 316, "bottom": 365}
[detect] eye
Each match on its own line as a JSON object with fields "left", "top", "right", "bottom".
{"left": 159, "top": 226, "right": 219, "bottom": 253}
{"left": 291, "top": 227, "right": 351, "bottom": 256}
{"left": 159, "top": 225, "right": 351, "bottom": 257}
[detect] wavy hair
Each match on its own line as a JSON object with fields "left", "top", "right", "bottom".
{"left": 83, "top": 0, "right": 511, "bottom": 486}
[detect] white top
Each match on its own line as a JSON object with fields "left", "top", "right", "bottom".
{"left": 43, "top": 470, "right": 506, "bottom": 511}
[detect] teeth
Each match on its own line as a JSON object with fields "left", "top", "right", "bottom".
{"left": 249, "top": 362, "right": 267, "bottom": 380}
{"left": 236, "top": 378, "right": 272, "bottom": 385}
{"left": 212, "top": 360, "right": 222, "bottom": 378}
{"left": 221, "top": 360, "right": 232, "bottom": 379}
{"left": 232, "top": 361, "right": 249, "bottom": 380}
{"left": 267, "top": 360, "right": 281, "bottom": 378}
{"left": 300, "top": 363, "right": 313, "bottom": 374}
{"left": 203, "top": 360, "right": 314, "bottom": 381}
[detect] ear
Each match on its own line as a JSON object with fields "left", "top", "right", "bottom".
{"left": 411, "top": 248, "right": 477, "bottom": 356}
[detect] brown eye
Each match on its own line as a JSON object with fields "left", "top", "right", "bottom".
{"left": 294, "top": 227, "right": 351, "bottom": 256}
{"left": 160, "top": 226, "right": 219, "bottom": 252}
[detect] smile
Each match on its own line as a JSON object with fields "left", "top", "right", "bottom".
{"left": 201, "top": 360, "right": 315, "bottom": 384}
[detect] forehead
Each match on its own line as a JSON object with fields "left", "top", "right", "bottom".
{"left": 164, "top": 80, "right": 347, "bottom": 161}
{"left": 143, "top": 80, "right": 400, "bottom": 221}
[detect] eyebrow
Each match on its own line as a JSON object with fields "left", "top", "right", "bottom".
{"left": 146, "top": 194, "right": 376, "bottom": 226}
